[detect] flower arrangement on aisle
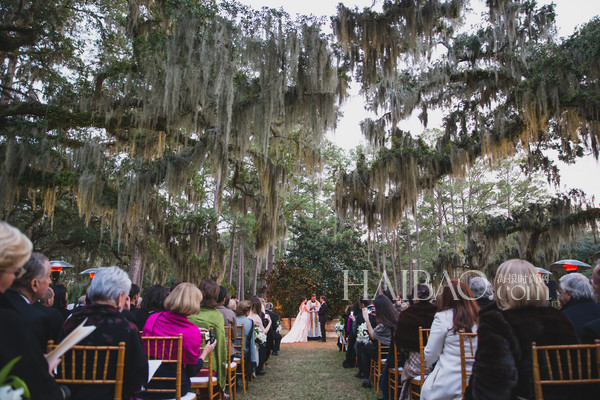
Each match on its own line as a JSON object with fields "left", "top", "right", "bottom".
{"left": 254, "top": 325, "right": 267, "bottom": 345}
{"left": 356, "top": 322, "right": 371, "bottom": 344}
{"left": 0, "top": 357, "right": 29, "bottom": 400}
{"left": 335, "top": 318, "right": 345, "bottom": 334}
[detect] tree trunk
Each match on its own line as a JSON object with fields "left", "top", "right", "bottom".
{"left": 252, "top": 256, "right": 260, "bottom": 295}
{"left": 391, "top": 240, "right": 398, "bottom": 295}
{"left": 129, "top": 245, "right": 144, "bottom": 286}
{"left": 267, "top": 244, "right": 275, "bottom": 273}
{"left": 237, "top": 241, "right": 245, "bottom": 300}
{"left": 227, "top": 223, "right": 237, "bottom": 285}
{"left": 407, "top": 226, "right": 414, "bottom": 291}
{"left": 382, "top": 247, "right": 388, "bottom": 291}
{"left": 414, "top": 212, "right": 422, "bottom": 273}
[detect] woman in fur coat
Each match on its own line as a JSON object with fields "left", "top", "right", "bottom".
{"left": 464, "top": 259, "right": 596, "bottom": 400}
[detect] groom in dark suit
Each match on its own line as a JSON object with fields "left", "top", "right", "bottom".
{"left": 318, "top": 296, "right": 328, "bottom": 342}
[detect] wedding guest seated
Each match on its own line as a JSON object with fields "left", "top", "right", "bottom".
{"left": 265, "top": 302, "right": 282, "bottom": 356}
{"left": 59, "top": 266, "right": 148, "bottom": 400}
{"left": 581, "top": 261, "right": 600, "bottom": 343}
{"left": 421, "top": 280, "right": 479, "bottom": 399}
{"left": 359, "top": 295, "right": 398, "bottom": 397}
{"left": 0, "top": 221, "right": 68, "bottom": 400}
{"left": 227, "top": 298, "right": 237, "bottom": 311}
{"left": 52, "top": 284, "right": 71, "bottom": 320}
{"left": 6, "top": 252, "right": 63, "bottom": 352}
{"left": 342, "top": 299, "right": 363, "bottom": 368}
{"left": 469, "top": 276, "right": 494, "bottom": 309}
{"left": 464, "top": 259, "right": 592, "bottom": 400}
{"left": 189, "top": 280, "right": 227, "bottom": 391}
{"left": 141, "top": 283, "right": 217, "bottom": 399}
{"left": 216, "top": 286, "right": 237, "bottom": 357}
{"left": 395, "top": 284, "right": 437, "bottom": 399}
{"left": 40, "top": 287, "right": 54, "bottom": 306}
{"left": 135, "top": 284, "right": 169, "bottom": 331}
{"left": 558, "top": 272, "right": 600, "bottom": 340}
{"left": 248, "top": 295, "right": 271, "bottom": 375}
{"left": 234, "top": 300, "right": 258, "bottom": 376}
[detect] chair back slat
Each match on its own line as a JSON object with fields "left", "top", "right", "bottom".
{"left": 47, "top": 340, "right": 126, "bottom": 400}
{"left": 142, "top": 334, "right": 184, "bottom": 399}
{"left": 418, "top": 327, "right": 431, "bottom": 377}
{"left": 531, "top": 340, "right": 600, "bottom": 400}
{"left": 459, "top": 330, "right": 478, "bottom": 397}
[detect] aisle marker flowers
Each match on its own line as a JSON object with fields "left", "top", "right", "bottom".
{"left": 356, "top": 322, "right": 371, "bottom": 344}
{"left": 254, "top": 325, "right": 267, "bottom": 345}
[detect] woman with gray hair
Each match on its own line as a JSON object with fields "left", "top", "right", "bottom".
{"left": 558, "top": 272, "right": 600, "bottom": 339}
{"left": 468, "top": 276, "right": 494, "bottom": 309}
{"left": 58, "top": 266, "right": 148, "bottom": 399}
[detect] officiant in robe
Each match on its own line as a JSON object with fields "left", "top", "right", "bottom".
{"left": 307, "top": 294, "right": 321, "bottom": 339}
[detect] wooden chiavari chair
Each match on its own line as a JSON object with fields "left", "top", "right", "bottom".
{"left": 531, "top": 340, "right": 600, "bottom": 400}
{"left": 142, "top": 334, "right": 197, "bottom": 400}
{"left": 409, "top": 327, "right": 431, "bottom": 399}
{"left": 47, "top": 340, "right": 126, "bottom": 400}
{"left": 459, "top": 330, "right": 478, "bottom": 399}
{"left": 233, "top": 324, "right": 247, "bottom": 394}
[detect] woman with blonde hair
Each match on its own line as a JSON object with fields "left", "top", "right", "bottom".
{"left": 142, "top": 282, "right": 217, "bottom": 399}
{"left": 0, "top": 221, "right": 68, "bottom": 399}
{"left": 465, "top": 259, "right": 586, "bottom": 400}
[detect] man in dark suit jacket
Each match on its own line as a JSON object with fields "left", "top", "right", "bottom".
{"left": 7, "top": 252, "right": 62, "bottom": 353}
{"left": 265, "top": 302, "right": 282, "bottom": 356}
{"left": 318, "top": 296, "right": 328, "bottom": 342}
{"left": 581, "top": 262, "right": 600, "bottom": 343}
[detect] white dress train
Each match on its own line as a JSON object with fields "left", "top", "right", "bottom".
{"left": 281, "top": 305, "right": 310, "bottom": 343}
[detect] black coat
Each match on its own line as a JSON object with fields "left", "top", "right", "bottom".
{"left": 59, "top": 303, "right": 148, "bottom": 400}
{"left": 318, "top": 301, "right": 328, "bottom": 320}
{"left": 5, "top": 289, "right": 62, "bottom": 353}
{"left": 464, "top": 304, "right": 596, "bottom": 400}
{"left": 560, "top": 299, "right": 600, "bottom": 340}
{"left": 581, "top": 317, "right": 600, "bottom": 344}
{"left": 0, "top": 291, "right": 65, "bottom": 400}
{"left": 395, "top": 301, "right": 437, "bottom": 352}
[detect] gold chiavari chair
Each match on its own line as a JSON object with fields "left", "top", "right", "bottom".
{"left": 47, "top": 340, "right": 126, "bottom": 400}
{"left": 531, "top": 340, "right": 600, "bottom": 400}
{"left": 459, "top": 330, "right": 478, "bottom": 399}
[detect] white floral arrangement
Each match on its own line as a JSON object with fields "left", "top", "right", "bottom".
{"left": 254, "top": 325, "right": 267, "bottom": 345}
{"left": 276, "top": 320, "right": 281, "bottom": 333}
{"left": 335, "top": 320, "right": 345, "bottom": 334}
{"left": 356, "top": 322, "right": 371, "bottom": 344}
{"left": 0, "top": 357, "right": 29, "bottom": 400}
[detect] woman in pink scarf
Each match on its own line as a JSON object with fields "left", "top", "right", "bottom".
{"left": 142, "top": 283, "right": 216, "bottom": 399}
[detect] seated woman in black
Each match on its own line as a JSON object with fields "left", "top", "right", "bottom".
{"left": 59, "top": 266, "right": 148, "bottom": 400}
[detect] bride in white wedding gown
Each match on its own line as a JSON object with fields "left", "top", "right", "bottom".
{"left": 281, "top": 297, "right": 310, "bottom": 343}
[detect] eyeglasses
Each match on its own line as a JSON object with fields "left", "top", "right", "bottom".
{"left": 13, "top": 266, "right": 26, "bottom": 279}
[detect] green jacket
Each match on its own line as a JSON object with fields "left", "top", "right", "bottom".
{"left": 188, "top": 308, "right": 226, "bottom": 389}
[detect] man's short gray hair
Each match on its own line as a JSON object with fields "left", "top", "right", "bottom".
{"left": 88, "top": 266, "right": 131, "bottom": 304}
{"left": 559, "top": 273, "right": 595, "bottom": 302}
{"left": 11, "top": 252, "right": 48, "bottom": 291}
{"left": 265, "top": 302, "right": 273, "bottom": 310}
{"left": 469, "top": 277, "right": 493, "bottom": 300}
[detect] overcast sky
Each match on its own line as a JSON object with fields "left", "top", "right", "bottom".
{"left": 239, "top": 0, "right": 600, "bottom": 201}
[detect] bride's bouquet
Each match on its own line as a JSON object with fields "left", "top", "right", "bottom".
{"left": 356, "top": 322, "right": 371, "bottom": 344}
{"left": 254, "top": 325, "right": 267, "bottom": 345}
{"left": 276, "top": 320, "right": 281, "bottom": 333}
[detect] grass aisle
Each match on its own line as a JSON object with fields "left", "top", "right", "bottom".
{"left": 238, "top": 341, "right": 374, "bottom": 400}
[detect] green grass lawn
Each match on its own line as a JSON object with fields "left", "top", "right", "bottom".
{"left": 237, "top": 340, "right": 375, "bottom": 400}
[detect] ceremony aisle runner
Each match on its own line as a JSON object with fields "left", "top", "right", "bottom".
{"left": 238, "top": 341, "right": 372, "bottom": 400}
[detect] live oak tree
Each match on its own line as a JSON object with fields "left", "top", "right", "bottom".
{"left": 1, "top": 0, "right": 346, "bottom": 282}
{"left": 334, "top": 1, "right": 600, "bottom": 238}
